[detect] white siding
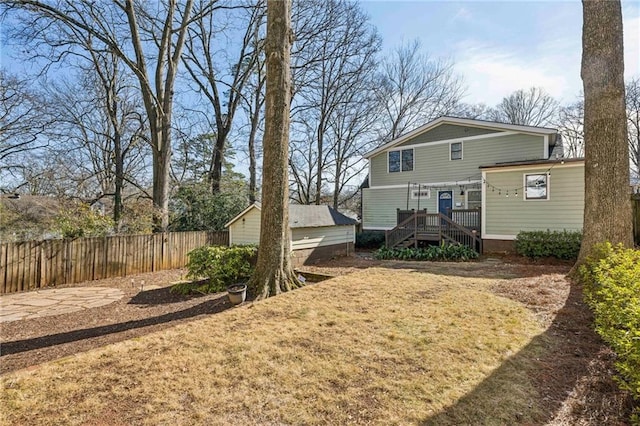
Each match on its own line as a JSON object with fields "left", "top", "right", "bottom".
{"left": 228, "top": 207, "right": 261, "bottom": 245}
{"left": 291, "top": 225, "right": 355, "bottom": 250}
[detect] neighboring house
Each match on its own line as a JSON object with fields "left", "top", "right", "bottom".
{"left": 225, "top": 203, "right": 357, "bottom": 266}
{"left": 361, "top": 116, "right": 585, "bottom": 252}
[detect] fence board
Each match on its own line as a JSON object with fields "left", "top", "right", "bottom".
{"left": 0, "top": 244, "right": 7, "bottom": 293}
{"left": 0, "top": 231, "right": 228, "bottom": 294}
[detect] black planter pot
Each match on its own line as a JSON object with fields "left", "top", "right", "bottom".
{"left": 227, "top": 283, "right": 247, "bottom": 305}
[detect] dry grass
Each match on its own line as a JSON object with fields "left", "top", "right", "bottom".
{"left": 1, "top": 268, "right": 553, "bottom": 425}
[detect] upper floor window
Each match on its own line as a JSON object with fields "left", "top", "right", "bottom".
{"left": 388, "top": 148, "right": 413, "bottom": 172}
{"left": 525, "top": 174, "right": 549, "bottom": 200}
{"left": 450, "top": 142, "right": 463, "bottom": 160}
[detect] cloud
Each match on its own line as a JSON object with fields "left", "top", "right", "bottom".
{"left": 452, "top": 4, "right": 639, "bottom": 106}
{"left": 451, "top": 7, "right": 472, "bottom": 24}
{"left": 454, "top": 41, "right": 579, "bottom": 105}
{"left": 624, "top": 14, "right": 640, "bottom": 78}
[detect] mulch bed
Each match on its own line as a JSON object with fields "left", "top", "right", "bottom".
{"left": 0, "top": 255, "right": 634, "bottom": 424}
{"left": 0, "top": 270, "right": 233, "bottom": 375}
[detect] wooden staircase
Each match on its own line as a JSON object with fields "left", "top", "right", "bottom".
{"left": 385, "top": 211, "right": 482, "bottom": 253}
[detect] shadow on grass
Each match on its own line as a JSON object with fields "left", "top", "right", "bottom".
{"left": 379, "top": 259, "right": 572, "bottom": 280}
{"left": 420, "top": 279, "right": 632, "bottom": 425}
{"left": 128, "top": 285, "right": 210, "bottom": 306}
{"left": 0, "top": 295, "right": 230, "bottom": 357}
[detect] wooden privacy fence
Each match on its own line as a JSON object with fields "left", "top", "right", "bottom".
{"left": 0, "top": 231, "right": 228, "bottom": 294}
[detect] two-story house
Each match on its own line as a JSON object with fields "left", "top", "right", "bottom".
{"left": 361, "top": 116, "right": 585, "bottom": 252}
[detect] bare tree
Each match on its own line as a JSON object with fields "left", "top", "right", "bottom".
{"left": 45, "top": 62, "right": 148, "bottom": 226}
{"left": 3, "top": 0, "right": 206, "bottom": 231}
{"left": 182, "top": 0, "right": 265, "bottom": 194}
{"left": 489, "top": 87, "right": 559, "bottom": 126}
{"left": 288, "top": 0, "right": 380, "bottom": 204}
{"left": 242, "top": 47, "right": 266, "bottom": 204}
{"left": 326, "top": 84, "right": 378, "bottom": 209}
{"left": 248, "top": 0, "right": 300, "bottom": 299}
{"left": 374, "top": 40, "right": 464, "bottom": 143}
{"left": 574, "top": 0, "right": 633, "bottom": 268}
{"left": 0, "top": 70, "right": 49, "bottom": 177}
{"left": 454, "top": 102, "right": 491, "bottom": 120}
{"left": 556, "top": 99, "right": 584, "bottom": 158}
{"left": 627, "top": 77, "right": 640, "bottom": 181}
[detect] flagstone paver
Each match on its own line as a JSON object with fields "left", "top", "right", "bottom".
{"left": 0, "top": 287, "right": 124, "bottom": 323}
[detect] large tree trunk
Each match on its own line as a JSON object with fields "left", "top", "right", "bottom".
{"left": 151, "top": 128, "right": 171, "bottom": 232}
{"left": 575, "top": 0, "right": 633, "bottom": 268}
{"left": 113, "top": 132, "right": 124, "bottom": 226}
{"left": 208, "top": 128, "right": 229, "bottom": 194}
{"left": 248, "top": 0, "right": 300, "bottom": 300}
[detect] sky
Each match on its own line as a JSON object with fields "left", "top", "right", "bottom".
{"left": 360, "top": 0, "right": 640, "bottom": 106}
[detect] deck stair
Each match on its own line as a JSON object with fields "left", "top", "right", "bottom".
{"left": 385, "top": 210, "right": 482, "bottom": 253}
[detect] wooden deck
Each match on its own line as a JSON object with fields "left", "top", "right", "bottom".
{"left": 387, "top": 209, "right": 482, "bottom": 252}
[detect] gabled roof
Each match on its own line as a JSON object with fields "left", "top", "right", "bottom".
{"left": 364, "top": 116, "right": 558, "bottom": 159}
{"left": 225, "top": 203, "right": 358, "bottom": 229}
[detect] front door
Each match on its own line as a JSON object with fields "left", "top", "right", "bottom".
{"left": 438, "top": 190, "right": 453, "bottom": 216}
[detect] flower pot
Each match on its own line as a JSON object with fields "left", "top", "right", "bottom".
{"left": 227, "top": 283, "right": 247, "bottom": 305}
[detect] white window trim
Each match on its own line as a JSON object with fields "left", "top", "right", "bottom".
{"left": 387, "top": 148, "right": 414, "bottom": 173}
{"left": 449, "top": 141, "right": 463, "bottom": 161}
{"left": 410, "top": 188, "right": 431, "bottom": 199}
{"left": 523, "top": 173, "right": 550, "bottom": 201}
{"left": 465, "top": 189, "right": 482, "bottom": 209}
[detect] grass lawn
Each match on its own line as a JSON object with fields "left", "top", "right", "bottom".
{"left": 0, "top": 266, "right": 571, "bottom": 424}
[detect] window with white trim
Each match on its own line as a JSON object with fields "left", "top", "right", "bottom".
{"left": 466, "top": 190, "right": 481, "bottom": 209}
{"left": 525, "top": 174, "right": 548, "bottom": 200}
{"left": 388, "top": 148, "right": 413, "bottom": 172}
{"left": 450, "top": 142, "right": 463, "bottom": 160}
{"left": 411, "top": 188, "right": 431, "bottom": 199}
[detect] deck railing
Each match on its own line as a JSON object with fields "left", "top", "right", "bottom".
{"left": 439, "top": 214, "right": 483, "bottom": 253}
{"left": 447, "top": 208, "right": 481, "bottom": 232}
{"left": 387, "top": 210, "right": 482, "bottom": 252}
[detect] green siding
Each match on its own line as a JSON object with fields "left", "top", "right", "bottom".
{"left": 363, "top": 187, "right": 465, "bottom": 229}
{"left": 484, "top": 164, "right": 584, "bottom": 237}
{"left": 370, "top": 133, "right": 545, "bottom": 187}
{"left": 398, "top": 124, "right": 499, "bottom": 147}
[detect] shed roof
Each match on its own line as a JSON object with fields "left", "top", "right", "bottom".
{"left": 225, "top": 203, "right": 358, "bottom": 229}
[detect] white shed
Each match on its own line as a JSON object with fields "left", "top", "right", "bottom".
{"left": 225, "top": 203, "right": 357, "bottom": 266}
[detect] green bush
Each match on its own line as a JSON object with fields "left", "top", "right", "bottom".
{"left": 54, "top": 203, "right": 115, "bottom": 238}
{"left": 515, "top": 230, "right": 582, "bottom": 260}
{"left": 355, "top": 231, "right": 385, "bottom": 249}
{"left": 580, "top": 243, "right": 640, "bottom": 422}
{"left": 374, "top": 243, "right": 479, "bottom": 261}
{"left": 172, "top": 245, "right": 257, "bottom": 295}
